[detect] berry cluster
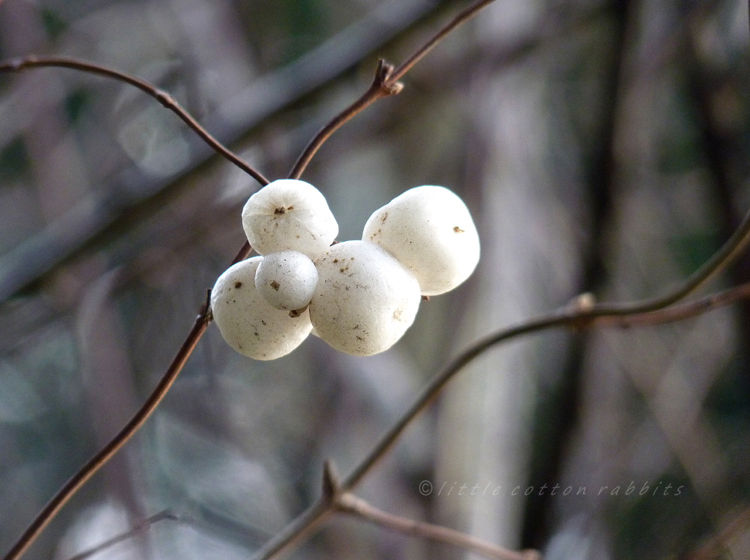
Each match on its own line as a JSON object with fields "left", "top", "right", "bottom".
{"left": 211, "top": 180, "right": 480, "bottom": 359}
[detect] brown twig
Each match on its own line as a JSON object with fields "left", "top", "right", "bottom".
{"left": 596, "top": 282, "right": 750, "bottom": 327}
{"left": 0, "top": 56, "right": 269, "bottom": 187}
{"left": 0, "top": 0, "right": 447, "bottom": 303}
{"left": 249, "top": 201, "right": 750, "bottom": 560}
{"left": 288, "top": 0, "right": 498, "bottom": 179}
{"left": 288, "top": 59, "right": 403, "bottom": 179}
{"left": 232, "top": 241, "right": 254, "bottom": 265}
{"left": 6, "top": 0, "right": 750, "bottom": 558}
{"left": 4, "top": 235, "right": 250, "bottom": 560}
{"left": 249, "top": 284, "right": 750, "bottom": 560}
{"left": 388, "top": 0, "right": 497, "bottom": 83}
{"left": 1, "top": 3, "right": 499, "bottom": 559}
{"left": 2, "top": 298, "right": 212, "bottom": 560}
{"left": 336, "top": 491, "right": 541, "bottom": 560}
{"left": 64, "top": 510, "right": 178, "bottom": 560}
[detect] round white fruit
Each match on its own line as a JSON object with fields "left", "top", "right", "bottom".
{"left": 309, "top": 240, "right": 421, "bottom": 356}
{"left": 211, "top": 257, "right": 313, "bottom": 360}
{"left": 362, "top": 185, "right": 480, "bottom": 296}
{"left": 242, "top": 179, "right": 338, "bottom": 260}
{"left": 254, "top": 250, "right": 318, "bottom": 311}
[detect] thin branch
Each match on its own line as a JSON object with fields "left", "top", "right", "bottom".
{"left": 596, "top": 282, "right": 750, "bottom": 327}
{"left": 0, "top": 56, "right": 269, "bottom": 186}
{"left": 576, "top": 201, "right": 750, "bottom": 319}
{"left": 6, "top": 0, "right": 750, "bottom": 557}
{"left": 0, "top": 0, "right": 446, "bottom": 303}
{"left": 64, "top": 511, "right": 178, "bottom": 560}
{"left": 342, "top": 200, "right": 750, "bottom": 488}
{"left": 3, "top": 234, "right": 252, "bottom": 560}
{"left": 288, "top": 0, "right": 498, "bottom": 179}
{"left": 3, "top": 3, "right": 497, "bottom": 558}
{"left": 251, "top": 280, "right": 750, "bottom": 560}
{"left": 288, "top": 59, "right": 403, "bottom": 179}
{"left": 60, "top": 509, "right": 269, "bottom": 560}
{"left": 336, "top": 492, "right": 541, "bottom": 560}
{"left": 232, "top": 241, "right": 254, "bottom": 265}
{"left": 2, "top": 301, "right": 212, "bottom": 560}
{"left": 389, "top": 0, "right": 497, "bottom": 83}
{"left": 249, "top": 203, "right": 750, "bottom": 560}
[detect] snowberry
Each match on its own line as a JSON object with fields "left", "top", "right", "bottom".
{"left": 255, "top": 250, "right": 318, "bottom": 311}
{"left": 362, "top": 185, "right": 480, "bottom": 296}
{"left": 242, "top": 179, "right": 338, "bottom": 260}
{"left": 211, "top": 257, "right": 312, "bottom": 360}
{"left": 309, "top": 240, "right": 421, "bottom": 356}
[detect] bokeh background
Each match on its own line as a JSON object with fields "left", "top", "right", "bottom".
{"left": 1, "top": 0, "right": 750, "bottom": 559}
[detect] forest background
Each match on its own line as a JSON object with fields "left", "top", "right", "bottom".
{"left": 1, "top": 0, "right": 749, "bottom": 559}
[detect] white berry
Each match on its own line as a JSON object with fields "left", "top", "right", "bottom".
{"left": 362, "top": 185, "right": 480, "bottom": 296}
{"left": 242, "top": 179, "right": 338, "bottom": 260}
{"left": 309, "top": 240, "right": 421, "bottom": 356}
{"left": 211, "top": 257, "right": 313, "bottom": 360}
{"left": 255, "top": 250, "right": 318, "bottom": 311}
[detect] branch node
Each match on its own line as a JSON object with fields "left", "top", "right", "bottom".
{"left": 154, "top": 89, "right": 175, "bottom": 108}
{"left": 322, "top": 459, "right": 342, "bottom": 502}
{"left": 374, "top": 58, "right": 395, "bottom": 82}
{"left": 568, "top": 292, "right": 596, "bottom": 312}
{"left": 373, "top": 59, "right": 403, "bottom": 97}
{"left": 388, "top": 81, "right": 405, "bottom": 95}
{"left": 335, "top": 491, "right": 359, "bottom": 512}
{"left": 10, "top": 57, "right": 27, "bottom": 71}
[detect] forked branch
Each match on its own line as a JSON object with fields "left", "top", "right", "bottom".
{"left": 288, "top": 59, "right": 404, "bottom": 179}
{"left": 1, "top": 2, "right": 500, "bottom": 559}
{"left": 319, "top": 460, "right": 539, "bottom": 560}
{"left": 288, "top": 0, "right": 499, "bottom": 179}
{"left": 248, "top": 203, "right": 750, "bottom": 560}
{"left": 336, "top": 491, "right": 541, "bottom": 560}
{"left": 5, "top": 0, "right": 749, "bottom": 559}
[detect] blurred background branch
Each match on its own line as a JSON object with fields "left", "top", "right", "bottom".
{"left": 1, "top": 1, "right": 750, "bottom": 560}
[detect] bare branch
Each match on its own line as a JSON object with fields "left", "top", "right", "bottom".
{"left": 0, "top": 0, "right": 445, "bottom": 303}
{"left": 572, "top": 202, "right": 750, "bottom": 320}
{"left": 6, "top": 0, "right": 750, "bottom": 558}
{"left": 389, "top": 0, "right": 497, "bottom": 83}
{"left": 288, "top": 59, "right": 403, "bottom": 179}
{"left": 0, "top": 56, "right": 269, "bottom": 186}
{"left": 249, "top": 200, "right": 750, "bottom": 560}
{"left": 340, "top": 200, "right": 750, "bottom": 491}
{"left": 288, "top": 0, "right": 498, "bottom": 179}
{"left": 2, "top": 2, "right": 500, "bottom": 556}
{"left": 64, "top": 511, "right": 178, "bottom": 560}
{"left": 336, "top": 493, "right": 541, "bottom": 560}
{"left": 249, "top": 277, "right": 750, "bottom": 560}
{"left": 596, "top": 282, "right": 750, "bottom": 327}
{"left": 2, "top": 304, "right": 211, "bottom": 560}
{"left": 232, "top": 241, "right": 254, "bottom": 265}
